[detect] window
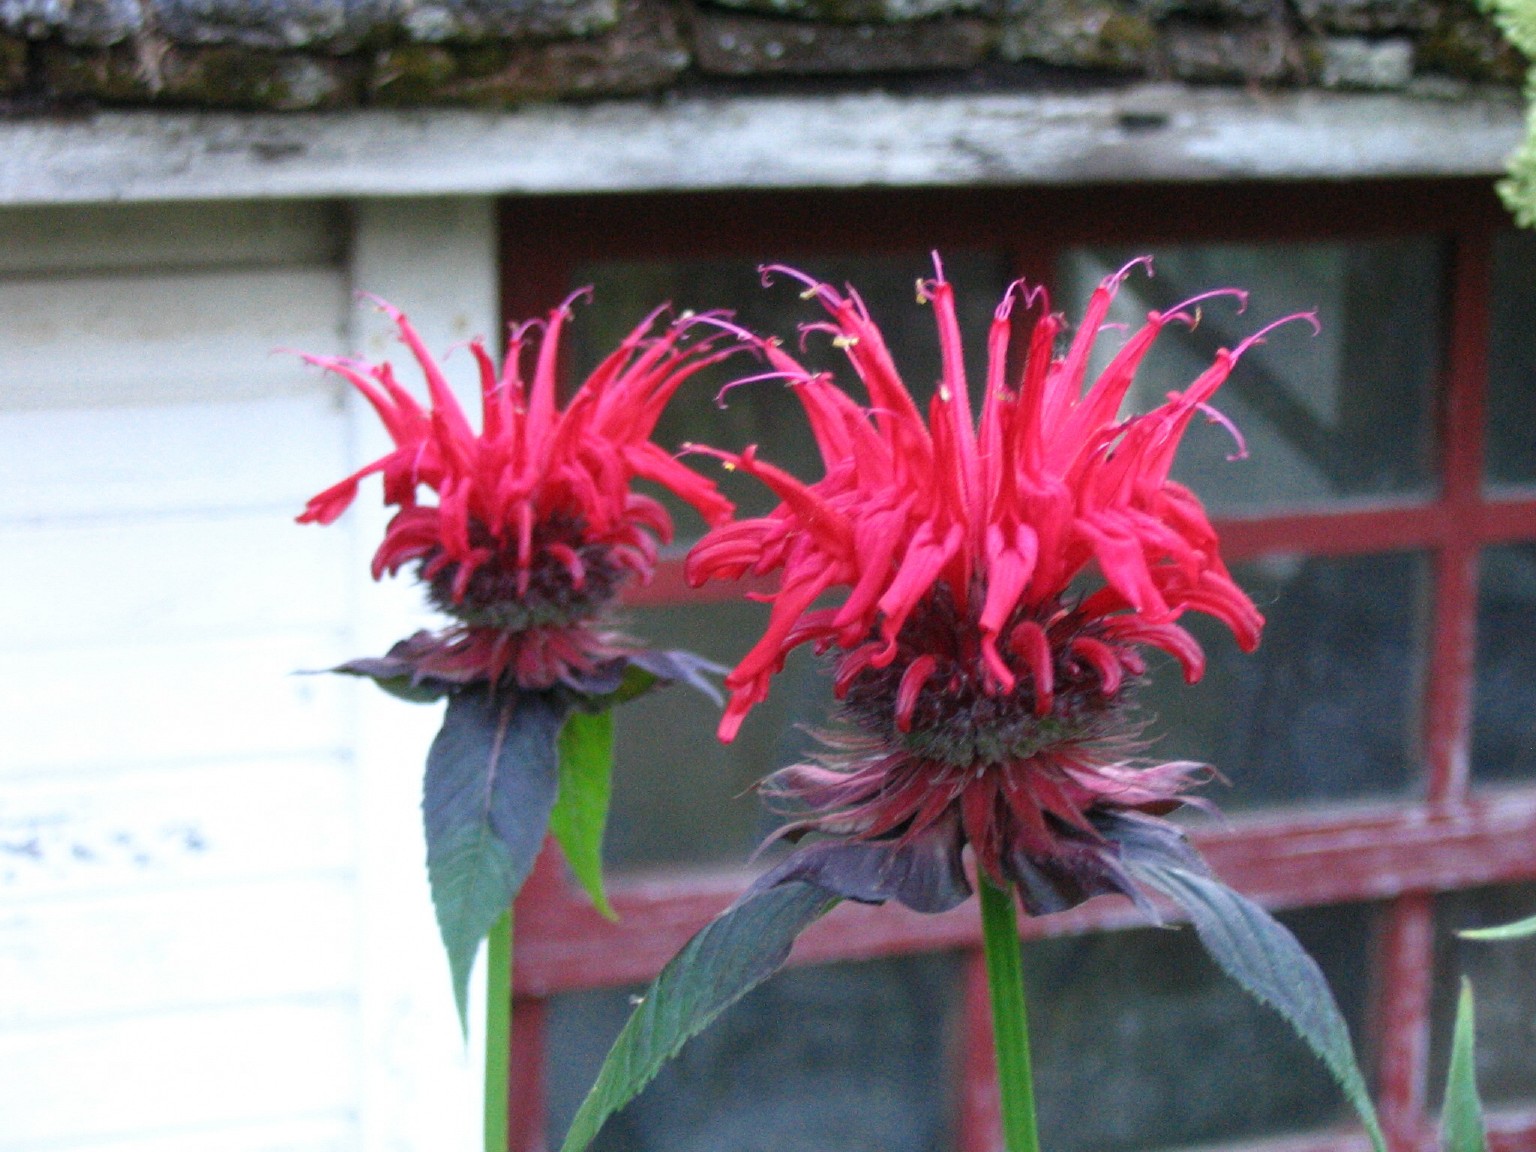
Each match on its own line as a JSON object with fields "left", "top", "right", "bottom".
{"left": 500, "top": 179, "right": 1536, "bottom": 1152}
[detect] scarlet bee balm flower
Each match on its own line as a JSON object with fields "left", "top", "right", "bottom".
{"left": 301, "top": 294, "right": 733, "bottom": 692}
{"left": 686, "top": 258, "right": 1302, "bottom": 916}
{"left": 299, "top": 294, "right": 734, "bottom": 1025}
{"left": 558, "top": 265, "right": 1389, "bottom": 1152}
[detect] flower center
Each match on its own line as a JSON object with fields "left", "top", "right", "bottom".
{"left": 837, "top": 589, "right": 1137, "bottom": 769}
{"left": 422, "top": 513, "right": 628, "bottom": 633}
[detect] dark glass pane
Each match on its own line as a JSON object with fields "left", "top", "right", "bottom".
{"left": 1061, "top": 240, "right": 1442, "bottom": 514}
{"left": 1135, "top": 552, "right": 1426, "bottom": 810}
{"left": 545, "top": 953, "right": 963, "bottom": 1152}
{"left": 1029, "top": 903, "right": 1378, "bottom": 1152}
{"left": 1430, "top": 884, "right": 1536, "bottom": 1107}
{"left": 570, "top": 252, "right": 1015, "bottom": 525}
{"left": 607, "top": 600, "right": 832, "bottom": 871}
{"left": 1472, "top": 544, "right": 1536, "bottom": 785}
{"left": 1487, "top": 230, "right": 1536, "bottom": 488}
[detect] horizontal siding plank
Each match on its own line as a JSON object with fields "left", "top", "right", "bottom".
{"left": 0, "top": 512, "right": 352, "bottom": 650}
{"left": 0, "top": 635, "right": 357, "bottom": 774}
{"left": 0, "top": 394, "right": 351, "bottom": 521}
{"left": 0, "top": 202, "right": 343, "bottom": 275}
{"left": 0, "top": 1001, "right": 358, "bottom": 1149}
{"left": 0, "top": 875, "right": 357, "bottom": 1027}
{"left": 0, "top": 755, "right": 356, "bottom": 901}
{"left": 0, "top": 267, "right": 347, "bottom": 409}
{"left": 36, "top": 1115, "right": 356, "bottom": 1152}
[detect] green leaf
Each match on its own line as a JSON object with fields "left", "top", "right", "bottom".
{"left": 1443, "top": 979, "right": 1488, "bottom": 1152}
{"left": 1127, "top": 860, "right": 1387, "bottom": 1152}
{"left": 559, "top": 881, "right": 838, "bottom": 1152}
{"left": 601, "top": 663, "right": 660, "bottom": 708}
{"left": 1460, "top": 911, "right": 1536, "bottom": 941}
{"left": 550, "top": 710, "right": 616, "bottom": 920}
{"left": 424, "top": 686, "right": 569, "bottom": 1031}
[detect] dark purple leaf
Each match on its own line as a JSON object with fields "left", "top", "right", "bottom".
{"left": 424, "top": 685, "right": 569, "bottom": 1028}
{"left": 565, "top": 648, "right": 726, "bottom": 709}
{"left": 1122, "top": 839, "right": 1385, "bottom": 1152}
{"left": 559, "top": 880, "right": 838, "bottom": 1152}
{"left": 627, "top": 649, "right": 727, "bottom": 705}
{"left": 753, "top": 817, "right": 971, "bottom": 914}
{"left": 328, "top": 631, "right": 474, "bottom": 702}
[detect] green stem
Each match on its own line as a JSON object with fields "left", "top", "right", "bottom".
{"left": 485, "top": 909, "right": 513, "bottom": 1152}
{"left": 979, "top": 875, "right": 1041, "bottom": 1152}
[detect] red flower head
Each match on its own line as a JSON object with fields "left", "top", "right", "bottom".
{"left": 687, "top": 258, "right": 1304, "bottom": 915}
{"left": 300, "top": 294, "right": 734, "bottom": 691}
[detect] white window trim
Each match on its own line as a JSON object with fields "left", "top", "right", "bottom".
{"left": 346, "top": 198, "right": 500, "bottom": 1152}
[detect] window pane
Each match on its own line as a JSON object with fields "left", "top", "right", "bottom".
{"left": 1472, "top": 544, "right": 1536, "bottom": 785}
{"left": 1430, "top": 883, "right": 1536, "bottom": 1107}
{"left": 608, "top": 551, "right": 1428, "bottom": 876}
{"left": 1029, "top": 902, "right": 1378, "bottom": 1152}
{"left": 606, "top": 600, "right": 831, "bottom": 871}
{"left": 1487, "top": 230, "right": 1536, "bottom": 488}
{"left": 1061, "top": 240, "right": 1442, "bottom": 514}
{"left": 545, "top": 953, "right": 963, "bottom": 1152}
{"left": 1137, "top": 552, "right": 1426, "bottom": 810}
{"left": 570, "top": 252, "right": 1016, "bottom": 525}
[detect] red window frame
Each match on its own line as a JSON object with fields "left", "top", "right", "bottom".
{"left": 500, "top": 178, "right": 1536, "bottom": 1152}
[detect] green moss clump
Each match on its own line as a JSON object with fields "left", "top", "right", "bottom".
{"left": 165, "top": 49, "right": 356, "bottom": 110}
{"left": 1001, "top": 0, "right": 1156, "bottom": 70}
{"left": 1099, "top": 10, "right": 1157, "bottom": 55}
{"left": 371, "top": 44, "right": 463, "bottom": 104}
{"left": 42, "top": 47, "right": 151, "bottom": 102}
{"left": 368, "top": 43, "right": 521, "bottom": 106}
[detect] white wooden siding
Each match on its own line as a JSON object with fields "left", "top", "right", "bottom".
{"left": 0, "top": 201, "right": 358, "bottom": 1151}
{"left": 0, "top": 196, "right": 494, "bottom": 1152}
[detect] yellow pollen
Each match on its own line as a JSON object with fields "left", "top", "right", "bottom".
{"left": 679, "top": 309, "right": 695, "bottom": 320}
{"left": 722, "top": 461, "right": 737, "bottom": 472}
{"left": 938, "top": 385, "right": 952, "bottom": 402}
{"left": 832, "top": 335, "right": 859, "bottom": 349}
{"left": 800, "top": 287, "right": 819, "bottom": 300}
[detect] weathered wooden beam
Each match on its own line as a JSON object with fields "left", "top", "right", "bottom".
{"left": 0, "top": 86, "right": 1521, "bottom": 207}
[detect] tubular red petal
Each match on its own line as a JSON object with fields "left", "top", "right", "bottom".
{"left": 1100, "top": 617, "right": 1207, "bottom": 682}
{"left": 876, "top": 522, "right": 963, "bottom": 644}
{"left": 833, "top": 643, "right": 882, "bottom": 698}
{"left": 894, "top": 654, "right": 938, "bottom": 732}
{"left": 1008, "top": 619, "right": 1055, "bottom": 716}
{"left": 372, "top": 300, "right": 476, "bottom": 449}
{"left": 1070, "top": 636, "right": 1124, "bottom": 697}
